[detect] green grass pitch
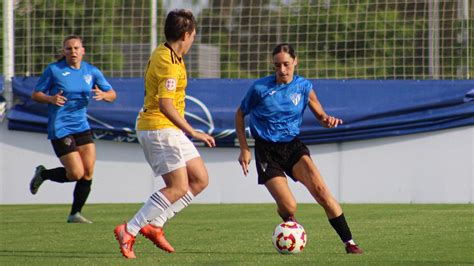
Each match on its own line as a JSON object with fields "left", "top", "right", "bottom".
{"left": 1, "top": 204, "right": 473, "bottom": 265}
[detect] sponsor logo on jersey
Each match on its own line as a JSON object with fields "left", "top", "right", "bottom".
{"left": 165, "top": 78, "right": 177, "bottom": 91}
{"left": 84, "top": 74, "right": 93, "bottom": 85}
{"left": 260, "top": 162, "right": 268, "bottom": 172}
{"left": 290, "top": 93, "right": 301, "bottom": 106}
{"left": 62, "top": 71, "right": 71, "bottom": 76}
{"left": 269, "top": 90, "right": 277, "bottom": 95}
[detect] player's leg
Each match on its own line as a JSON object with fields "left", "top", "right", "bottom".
{"left": 254, "top": 138, "right": 298, "bottom": 221}
{"left": 29, "top": 135, "right": 83, "bottom": 195}
{"left": 115, "top": 129, "right": 186, "bottom": 256}
{"left": 149, "top": 132, "right": 205, "bottom": 225}
{"left": 292, "top": 155, "right": 363, "bottom": 254}
{"left": 186, "top": 156, "right": 209, "bottom": 196}
{"left": 264, "top": 176, "right": 298, "bottom": 222}
{"left": 150, "top": 155, "right": 208, "bottom": 228}
{"left": 158, "top": 156, "right": 208, "bottom": 221}
{"left": 143, "top": 133, "right": 206, "bottom": 252}
{"left": 67, "top": 140, "right": 95, "bottom": 223}
{"left": 133, "top": 167, "right": 189, "bottom": 232}
{"left": 121, "top": 167, "right": 187, "bottom": 254}
{"left": 292, "top": 155, "right": 341, "bottom": 218}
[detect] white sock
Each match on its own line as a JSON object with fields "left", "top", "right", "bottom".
{"left": 126, "top": 191, "right": 171, "bottom": 236}
{"left": 150, "top": 191, "right": 194, "bottom": 228}
{"left": 345, "top": 239, "right": 356, "bottom": 245}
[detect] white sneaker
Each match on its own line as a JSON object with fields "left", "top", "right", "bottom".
{"left": 67, "top": 212, "right": 92, "bottom": 224}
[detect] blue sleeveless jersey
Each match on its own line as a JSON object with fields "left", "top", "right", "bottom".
{"left": 240, "top": 75, "right": 312, "bottom": 142}
{"left": 35, "top": 60, "right": 112, "bottom": 139}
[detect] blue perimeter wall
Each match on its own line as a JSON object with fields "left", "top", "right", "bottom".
{"left": 6, "top": 77, "right": 474, "bottom": 146}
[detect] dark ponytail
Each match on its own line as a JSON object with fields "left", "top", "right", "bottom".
{"left": 272, "top": 43, "right": 296, "bottom": 59}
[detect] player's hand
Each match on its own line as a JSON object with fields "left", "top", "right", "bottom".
{"left": 193, "top": 131, "right": 216, "bottom": 147}
{"left": 92, "top": 85, "right": 106, "bottom": 101}
{"left": 320, "top": 115, "right": 343, "bottom": 128}
{"left": 50, "top": 90, "right": 67, "bottom": 106}
{"left": 238, "top": 149, "right": 251, "bottom": 176}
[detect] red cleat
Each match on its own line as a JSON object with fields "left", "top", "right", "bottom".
{"left": 114, "top": 223, "right": 136, "bottom": 259}
{"left": 140, "top": 224, "right": 175, "bottom": 253}
{"left": 345, "top": 243, "right": 364, "bottom": 254}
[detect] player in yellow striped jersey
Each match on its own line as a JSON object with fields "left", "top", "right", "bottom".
{"left": 114, "top": 9, "right": 215, "bottom": 259}
{"left": 137, "top": 41, "right": 188, "bottom": 130}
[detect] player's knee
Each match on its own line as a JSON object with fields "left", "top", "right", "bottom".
{"left": 66, "top": 168, "right": 84, "bottom": 181}
{"left": 173, "top": 185, "right": 189, "bottom": 199}
{"left": 189, "top": 175, "right": 209, "bottom": 193}
{"left": 82, "top": 169, "right": 94, "bottom": 181}
{"left": 197, "top": 175, "right": 209, "bottom": 190}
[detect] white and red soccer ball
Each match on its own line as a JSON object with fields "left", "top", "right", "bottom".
{"left": 272, "top": 221, "right": 307, "bottom": 254}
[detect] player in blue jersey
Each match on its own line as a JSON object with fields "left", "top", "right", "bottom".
{"left": 29, "top": 35, "right": 117, "bottom": 223}
{"left": 235, "top": 43, "right": 363, "bottom": 254}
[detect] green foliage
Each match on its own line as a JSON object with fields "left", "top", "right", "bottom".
{"left": 4, "top": 0, "right": 472, "bottom": 79}
{"left": 12, "top": 0, "right": 158, "bottom": 77}
{"left": 0, "top": 204, "right": 473, "bottom": 264}
{"left": 200, "top": 0, "right": 470, "bottom": 79}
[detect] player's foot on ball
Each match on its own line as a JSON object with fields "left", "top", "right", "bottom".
{"left": 345, "top": 243, "right": 363, "bottom": 254}
{"left": 114, "top": 223, "right": 136, "bottom": 259}
{"left": 140, "top": 224, "right": 175, "bottom": 253}
{"left": 283, "top": 215, "right": 298, "bottom": 223}
{"left": 67, "top": 212, "right": 92, "bottom": 224}
{"left": 29, "top": 165, "right": 46, "bottom": 195}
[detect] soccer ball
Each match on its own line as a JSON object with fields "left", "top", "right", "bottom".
{"left": 272, "top": 221, "right": 307, "bottom": 254}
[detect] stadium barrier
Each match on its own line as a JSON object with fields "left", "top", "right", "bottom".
{"left": 7, "top": 78, "right": 474, "bottom": 146}
{"left": 1, "top": 79, "right": 473, "bottom": 204}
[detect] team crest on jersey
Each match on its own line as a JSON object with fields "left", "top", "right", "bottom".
{"left": 83, "top": 74, "right": 92, "bottom": 85}
{"left": 165, "top": 78, "right": 177, "bottom": 91}
{"left": 290, "top": 93, "right": 302, "bottom": 106}
{"left": 63, "top": 137, "right": 72, "bottom": 146}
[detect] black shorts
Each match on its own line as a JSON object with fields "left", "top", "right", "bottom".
{"left": 254, "top": 137, "right": 310, "bottom": 185}
{"left": 51, "top": 130, "right": 94, "bottom": 158}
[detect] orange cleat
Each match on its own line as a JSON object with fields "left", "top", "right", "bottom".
{"left": 114, "top": 223, "right": 136, "bottom": 259}
{"left": 140, "top": 224, "right": 175, "bottom": 253}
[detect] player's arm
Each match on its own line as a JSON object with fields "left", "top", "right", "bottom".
{"left": 92, "top": 68, "right": 117, "bottom": 102}
{"left": 92, "top": 85, "right": 116, "bottom": 102}
{"left": 31, "top": 90, "right": 67, "bottom": 106}
{"left": 308, "top": 89, "right": 342, "bottom": 128}
{"left": 235, "top": 107, "right": 251, "bottom": 176}
{"left": 32, "top": 66, "right": 67, "bottom": 106}
{"left": 159, "top": 98, "right": 215, "bottom": 147}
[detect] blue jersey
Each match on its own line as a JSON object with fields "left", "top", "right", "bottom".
{"left": 35, "top": 60, "right": 112, "bottom": 139}
{"left": 240, "top": 75, "right": 312, "bottom": 142}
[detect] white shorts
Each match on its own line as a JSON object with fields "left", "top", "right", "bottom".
{"left": 137, "top": 128, "right": 200, "bottom": 177}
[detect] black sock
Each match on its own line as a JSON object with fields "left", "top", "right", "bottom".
{"left": 70, "top": 179, "right": 92, "bottom": 215}
{"left": 329, "top": 213, "right": 353, "bottom": 243}
{"left": 41, "top": 167, "right": 70, "bottom": 183}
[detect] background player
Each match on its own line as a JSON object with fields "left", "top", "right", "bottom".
{"left": 29, "top": 35, "right": 117, "bottom": 223}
